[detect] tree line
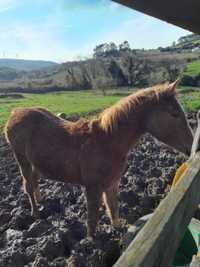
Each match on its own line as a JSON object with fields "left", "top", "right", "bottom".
{"left": 93, "top": 41, "right": 131, "bottom": 58}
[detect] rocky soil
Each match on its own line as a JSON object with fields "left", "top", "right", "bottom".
{"left": 0, "top": 113, "right": 196, "bottom": 267}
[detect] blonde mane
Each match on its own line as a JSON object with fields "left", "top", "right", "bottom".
{"left": 99, "top": 83, "right": 175, "bottom": 133}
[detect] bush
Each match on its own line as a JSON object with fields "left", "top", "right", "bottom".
{"left": 181, "top": 74, "right": 200, "bottom": 87}
{"left": 181, "top": 74, "right": 196, "bottom": 86}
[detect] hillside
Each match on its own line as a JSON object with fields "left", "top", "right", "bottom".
{"left": 0, "top": 58, "right": 57, "bottom": 71}
{"left": 177, "top": 34, "right": 200, "bottom": 50}
{"left": 0, "top": 34, "right": 200, "bottom": 93}
{"left": 159, "top": 33, "right": 200, "bottom": 52}
{"left": 0, "top": 51, "right": 199, "bottom": 94}
{"left": 0, "top": 67, "right": 25, "bottom": 81}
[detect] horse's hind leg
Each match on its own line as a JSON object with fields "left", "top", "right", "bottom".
{"left": 34, "top": 185, "right": 43, "bottom": 203}
{"left": 103, "top": 181, "right": 120, "bottom": 227}
{"left": 16, "top": 153, "right": 39, "bottom": 218}
{"left": 86, "top": 187, "right": 103, "bottom": 237}
{"left": 31, "top": 168, "right": 44, "bottom": 203}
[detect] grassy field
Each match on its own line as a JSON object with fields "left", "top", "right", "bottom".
{"left": 184, "top": 60, "right": 200, "bottom": 77}
{"left": 0, "top": 91, "right": 122, "bottom": 132}
{"left": 0, "top": 87, "right": 200, "bottom": 133}
{"left": 180, "top": 90, "right": 200, "bottom": 112}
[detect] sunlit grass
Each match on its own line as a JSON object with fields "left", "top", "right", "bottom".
{"left": 180, "top": 90, "right": 200, "bottom": 112}
{"left": 1, "top": 87, "right": 200, "bottom": 133}
{"left": 184, "top": 60, "right": 200, "bottom": 77}
{"left": 0, "top": 91, "right": 122, "bottom": 132}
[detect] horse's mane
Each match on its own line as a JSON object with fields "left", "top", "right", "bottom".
{"left": 97, "top": 83, "right": 175, "bottom": 133}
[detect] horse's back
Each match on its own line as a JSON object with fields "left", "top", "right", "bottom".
{"left": 5, "top": 107, "right": 72, "bottom": 153}
{"left": 7, "top": 107, "right": 59, "bottom": 125}
{"left": 6, "top": 107, "right": 53, "bottom": 136}
{"left": 5, "top": 107, "right": 82, "bottom": 179}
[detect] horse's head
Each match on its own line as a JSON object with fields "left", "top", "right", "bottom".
{"left": 145, "top": 80, "right": 193, "bottom": 155}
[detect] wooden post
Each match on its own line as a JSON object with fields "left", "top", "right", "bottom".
{"left": 190, "top": 256, "right": 200, "bottom": 267}
{"left": 114, "top": 152, "right": 200, "bottom": 267}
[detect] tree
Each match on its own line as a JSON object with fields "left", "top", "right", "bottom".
{"left": 172, "top": 41, "right": 176, "bottom": 47}
{"left": 119, "top": 41, "right": 131, "bottom": 51}
{"left": 93, "top": 42, "right": 119, "bottom": 58}
{"left": 92, "top": 76, "right": 113, "bottom": 96}
{"left": 93, "top": 43, "right": 108, "bottom": 58}
{"left": 109, "top": 42, "right": 118, "bottom": 52}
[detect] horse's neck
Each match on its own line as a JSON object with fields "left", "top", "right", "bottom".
{"left": 110, "top": 107, "right": 147, "bottom": 155}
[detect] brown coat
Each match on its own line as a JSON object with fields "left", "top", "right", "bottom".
{"left": 5, "top": 81, "right": 193, "bottom": 237}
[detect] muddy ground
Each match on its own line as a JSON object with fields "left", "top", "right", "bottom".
{"left": 0, "top": 113, "right": 196, "bottom": 267}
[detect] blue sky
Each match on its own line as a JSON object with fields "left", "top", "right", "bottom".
{"left": 0, "top": 0, "right": 190, "bottom": 62}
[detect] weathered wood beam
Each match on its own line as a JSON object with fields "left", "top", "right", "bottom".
{"left": 190, "top": 256, "right": 200, "bottom": 267}
{"left": 113, "top": 0, "right": 200, "bottom": 34}
{"left": 114, "top": 152, "right": 200, "bottom": 267}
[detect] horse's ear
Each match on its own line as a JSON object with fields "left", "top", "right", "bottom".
{"left": 168, "top": 79, "right": 180, "bottom": 95}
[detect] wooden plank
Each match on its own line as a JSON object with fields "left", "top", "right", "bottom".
{"left": 114, "top": 152, "right": 200, "bottom": 267}
{"left": 112, "top": 0, "right": 200, "bottom": 34}
{"left": 190, "top": 256, "right": 200, "bottom": 267}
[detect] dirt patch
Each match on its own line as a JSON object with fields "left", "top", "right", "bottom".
{"left": 0, "top": 113, "right": 195, "bottom": 267}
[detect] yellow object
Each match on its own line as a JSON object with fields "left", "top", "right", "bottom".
{"left": 171, "top": 162, "right": 188, "bottom": 189}
{"left": 171, "top": 161, "right": 200, "bottom": 259}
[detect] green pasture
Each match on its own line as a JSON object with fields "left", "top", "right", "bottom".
{"left": 180, "top": 90, "right": 200, "bottom": 112}
{"left": 0, "top": 91, "right": 122, "bottom": 132}
{"left": 184, "top": 60, "right": 200, "bottom": 77}
{"left": 0, "top": 87, "right": 200, "bottom": 133}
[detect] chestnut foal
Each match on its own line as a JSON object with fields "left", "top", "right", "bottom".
{"left": 5, "top": 81, "right": 193, "bottom": 237}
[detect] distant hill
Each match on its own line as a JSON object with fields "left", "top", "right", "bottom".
{"left": 177, "top": 34, "right": 200, "bottom": 50}
{"left": 0, "top": 34, "right": 200, "bottom": 93}
{"left": 0, "top": 51, "right": 199, "bottom": 94}
{"left": 0, "top": 67, "right": 24, "bottom": 81}
{"left": 159, "top": 34, "right": 200, "bottom": 52}
{"left": 0, "top": 59, "right": 58, "bottom": 71}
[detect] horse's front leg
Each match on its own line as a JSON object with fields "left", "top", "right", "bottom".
{"left": 103, "top": 181, "right": 120, "bottom": 227}
{"left": 85, "top": 186, "right": 103, "bottom": 237}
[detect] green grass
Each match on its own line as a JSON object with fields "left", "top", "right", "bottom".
{"left": 184, "top": 60, "right": 200, "bottom": 77}
{"left": 0, "top": 91, "right": 122, "bottom": 132}
{"left": 180, "top": 90, "right": 200, "bottom": 112}
{"left": 177, "top": 86, "right": 197, "bottom": 94}
{"left": 177, "top": 86, "right": 200, "bottom": 112}
{"left": 1, "top": 87, "right": 200, "bottom": 133}
{"left": 193, "top": 40, "right": 200, "bottom": 45}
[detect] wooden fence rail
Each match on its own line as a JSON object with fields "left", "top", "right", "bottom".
{"left": 114, "top": 152, "right": 200, "bottom": 267}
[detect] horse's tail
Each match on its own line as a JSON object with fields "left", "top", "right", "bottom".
{"left": 4, "top": 108, "right": 18, "bottom": 143}
{"left": 4, "top": 108, "right": 27, "bottom": 147}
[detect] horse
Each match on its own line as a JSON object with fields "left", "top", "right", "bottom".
{"left": 4, "top": 80, "right": 193, "bottom": 237}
